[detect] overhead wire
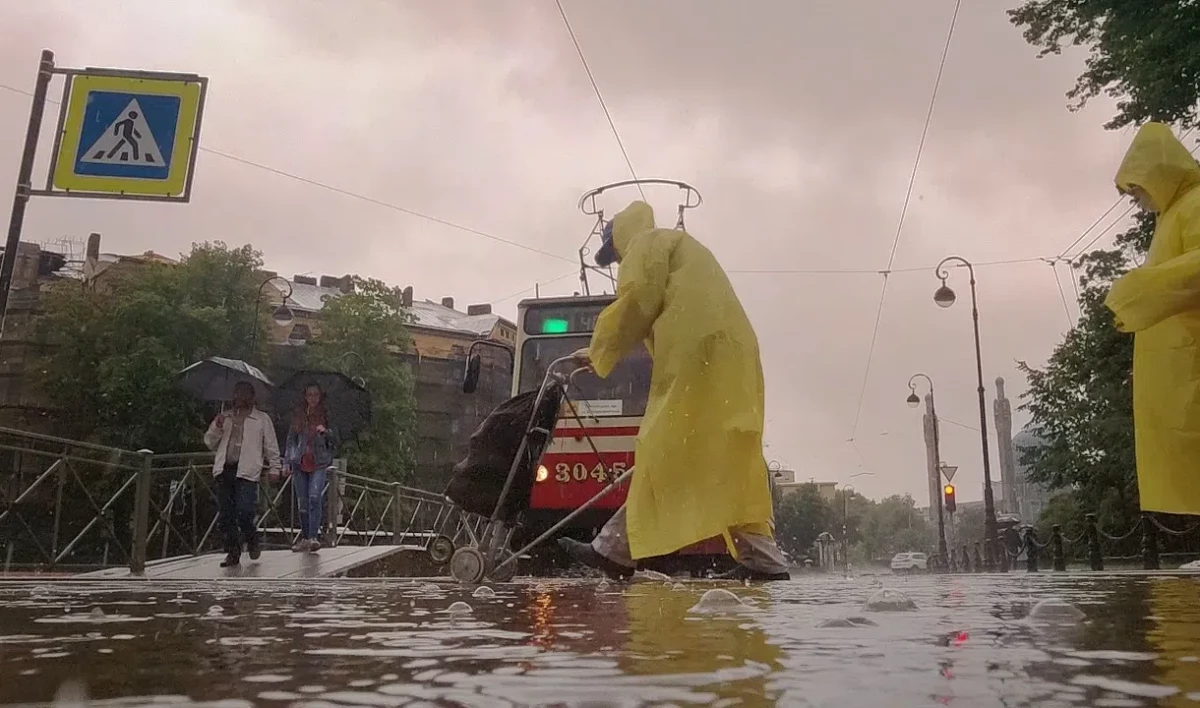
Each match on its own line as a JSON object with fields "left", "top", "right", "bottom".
{"left": 849, "top": 0, "right": 963, "bottom": 441}
{"left": 555, "top": 0, "right": 646, "bottom": 203}
{"left": 0, "top": 81, "right": 574, "bottom": 264}
{"left": 1044, "top": 258, "right": 1074, "bottom": 326}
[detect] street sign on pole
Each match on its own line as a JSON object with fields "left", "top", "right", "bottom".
{"left": 46, "top": 70, "right": 207, "bottom": 202}
{"left": 0, "top": 51, "right": 208, "bottom": 341}
{"left": 940, "top": 464, "right": 957, "bottom": 482}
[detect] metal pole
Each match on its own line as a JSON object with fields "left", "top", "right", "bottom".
{"left": 0, "top": 49, "right": 55, "bottom": 341}
{"left": 928, "top": 392, "right": 949, "bottom": 564}
{"left": 967, "top": 271, "right": 1000, "bottom": 572}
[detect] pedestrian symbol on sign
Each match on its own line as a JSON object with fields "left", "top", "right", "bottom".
{"left": 80, "top": 99, "right": 165, "bottom": 167}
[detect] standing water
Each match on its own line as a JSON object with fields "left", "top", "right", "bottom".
{"left": 1, "top": 573, "right": 1199, "bottom": 706}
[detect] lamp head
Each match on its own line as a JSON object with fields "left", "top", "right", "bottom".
{"left": 906, "top": 392, "right": 921, "bottom": 408}
{"left": 933, "top": 281, "right": 957, "bottom": 308}
{"left": 271, "top": 305, "right": 295, "bottom": 327}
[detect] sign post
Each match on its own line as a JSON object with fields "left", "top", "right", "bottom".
{"left": 0, "top": 49, "right": 208, "bottom": 339}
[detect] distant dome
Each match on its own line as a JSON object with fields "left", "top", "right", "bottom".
{"left": 1012, "top": 428, "right": 1043, "bottom": 449}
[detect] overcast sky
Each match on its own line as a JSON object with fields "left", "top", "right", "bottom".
{"left": 0, "top": 0, "right": 1144, "bottom": 504}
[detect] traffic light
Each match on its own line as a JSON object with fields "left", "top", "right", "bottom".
{"left": 943, "top": 484, "right": 957, "bottom": 513}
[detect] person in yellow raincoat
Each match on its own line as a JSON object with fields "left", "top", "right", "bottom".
{"left": 558, "top": 200, "right": 791, "bottom": 581}
{"left": 1104, "top": 122, "right": 1200, "bottom": 517}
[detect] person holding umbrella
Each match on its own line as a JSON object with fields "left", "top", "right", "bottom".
{"left": 284, "top": 382, "right": 339, "bottom": 552}
{"left": 204, "top": 381, "right": 282, "bottom": 567}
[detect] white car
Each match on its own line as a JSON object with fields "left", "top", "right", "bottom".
{"left": 890, "top": 552, "right": 928, "bottom": 573}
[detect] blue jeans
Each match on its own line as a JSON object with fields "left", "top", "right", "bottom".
{"left": 218, "top": 465, "right": 258, "bottom": 556}
{"left": 293, "top": 467, "right": 328, "bottom": 540}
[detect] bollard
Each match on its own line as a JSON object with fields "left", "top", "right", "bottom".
{"left": 1085, "top": 513, "right": 1103, "bottom": 571}
{"left": 1051, "top": 524, "right": 1066, "bottom": 572}
{"left": 1141, "top": 512, "right": 1160, "bottom": 571}
{"left": 974, "top": 543, "right": 984, "bottom": 573}
{"left": 1025, "top": 527, "right": 1039, "bottom": 573}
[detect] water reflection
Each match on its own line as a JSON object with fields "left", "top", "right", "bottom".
{"left": 0, "top": 574, "right": 1198, "bottom": 706}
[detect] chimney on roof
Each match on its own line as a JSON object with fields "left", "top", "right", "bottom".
{"left": 337, "top": 274, "right": 354, "bottom": 294}
{"left": 86, "top": 233, "right": 100, "bottom": 261}
{"left": 318, "top": 275, "right": 339, "bottom": 289}
{"left": 402, "top": 286, "right": 413, "bottom": 307}
{"left": 467, "top": 303, "right": 492, "bottom": 316}
{"left": 441, "top": 296, "right": 455, "bottom": 310}
{"left": 294, "top": 275, "right": 317, "bottom": 286}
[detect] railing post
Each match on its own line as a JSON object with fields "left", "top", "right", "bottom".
{"left": 1141, "top": 512, "right": 1160, "bottom": 571}
{"left": 1051, "top": 524, "right": 1066, "bottom": 571}
{"left": 1085, "top": 513, "right": 1103, "bottom": 571}
{"left": 324, "top": 466, "right": 339, "bottom": 548}
{"left": 130, "top": 450, "right": 153, "bottom": 576}
{"left": 973, "top": 543, "right": 984, "bottom": 573}
{"left": 1025, "top": 527, "right": 1039, "bottom": 573}
{"left": 391, "top": 484, "right": 403, "bottom": 545}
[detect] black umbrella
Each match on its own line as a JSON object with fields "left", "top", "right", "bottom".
{"left": 178, "top": 357, "right": 274, "bottom": 406}
{"left": 274, "top": 370, "right": 372, "bottom": 444}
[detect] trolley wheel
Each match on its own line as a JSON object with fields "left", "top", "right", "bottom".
{"left": 450, "top": 547, "right": 486, "bottom": 584}
{"left": 489, "top": 557, "right": 518, "bottom": 583}
{"left": 428, "top": 535, "right": 455, "bottom": 565}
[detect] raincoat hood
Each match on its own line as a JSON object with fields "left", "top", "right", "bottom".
{"left": 1115, "top": 122, "right": 1200, "bottom": 213}
{"left": 609, "top": 201, "right": 657, "bottom": 260}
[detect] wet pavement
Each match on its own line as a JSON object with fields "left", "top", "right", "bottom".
{"left": 1, "top": 572, "right": 1199, "bottom": 707}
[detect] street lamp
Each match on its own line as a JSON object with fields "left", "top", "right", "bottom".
{"left": 907, "top": 373, "right": 948, "bottom": 565}
{"left": 249, "top": 276, "right": 295, "bottom": 355}
{"left": 933, "top": 256, "right": 1001, "bottom": 572}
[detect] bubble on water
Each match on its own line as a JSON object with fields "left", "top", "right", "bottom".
{"left": 864, "top": 588, "right": 917, "bottom": 612}
{"left": 88, "top": 608, "right": 105, "bottom": 620}
{"left": 446, "top": 601, "right": 473, "bottom": 615}
{"left": 1028, "top": 598, "right": 1086, "bottom": 624}
{"left": 688, "top": 588, "right": 751, "bottom": 614}
{"left": 671, "top": 582, "right": 686, "bottom": 591}
{"left": 472, "top": 586, "right": 496, "bottom": 599}
{"left": 596, "top": 580, "right": 611, "bottom": 592}
{"left": 419, "top": 584, "right": 441, "bottom": 594}
{"left": 207, "top": 605, "right": 224, "bottom": 615}
{"left": 817, "top": 616, "right": 879, "bottom": 628}
{"left": 53, "top": 679, "right": 88, "bottom": 708}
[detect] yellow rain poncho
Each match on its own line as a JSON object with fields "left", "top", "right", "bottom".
{"left": 1104, "top": 122, "right": 1200, "bottom": 516}
{"left": 587, "top": 201, "right": 774, "bottom": 560}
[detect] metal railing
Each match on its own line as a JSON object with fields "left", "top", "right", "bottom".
{"left": 1, "top": 426, "right": 464, "bottom": 575}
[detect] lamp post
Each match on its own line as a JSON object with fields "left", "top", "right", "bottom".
{"left": 933, "top": 256, "right": 1000, "bottom": 572}
{"left": 907, "top": 373, "right": 948, "bottom": 566}
{"left": 249, "top": 276, "right": 295, "bottom": 356}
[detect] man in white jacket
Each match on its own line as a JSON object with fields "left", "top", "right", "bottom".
{"left": 204, "top": 381, "right": 282, "bottom": 567}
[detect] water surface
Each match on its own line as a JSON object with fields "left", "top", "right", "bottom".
{"left": 1, "top": 572, "right": 1199, "bottom": 707}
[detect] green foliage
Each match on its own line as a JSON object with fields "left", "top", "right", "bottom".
{"left": 773, "top": 484, "right": 836, "bottom": 558}
{"left": 857, "top": 494, "right": 932, "bottom": 560}
{"left": 1016, "top": 214, "right": 1154, "bottom": 520}
{"left": 306, "top": 277, "right": 417, "bottom": 484}
{"left": 36, "top": 242, "right": 264, "bottom": 451}
{"left": 1009, "top": 0, "right": 1200, "bottom": 130}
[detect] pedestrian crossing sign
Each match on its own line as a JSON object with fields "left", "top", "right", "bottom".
{"left": 50, "top": 71, "right": 207, "bottom": 201}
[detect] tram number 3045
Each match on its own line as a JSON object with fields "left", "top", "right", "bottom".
{"left": 553, "top": 461, "right": 628, "bottom": 484}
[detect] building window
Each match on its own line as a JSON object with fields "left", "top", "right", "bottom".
{"left": 289, "top": 324, "right": 312, "bottom": 344}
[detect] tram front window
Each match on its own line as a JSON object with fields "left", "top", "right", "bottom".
{"left": 518, "top": 337, "right": 650, "bottom": 417}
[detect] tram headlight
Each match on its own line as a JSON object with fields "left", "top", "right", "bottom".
{"left": 536, "top": 465, "right": 549, "bottom": 482}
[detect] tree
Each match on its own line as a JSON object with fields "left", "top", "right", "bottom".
{"left": 1009, "top": 0, "right": 1200, "bottom": 525}
{"left": 305, "top": 277, "right": 417, "bottom": 484}
{"left": 858, "top": 494, "right": 932, "bottom": 560}
{"left": 36, "top": 242, "right": 264, "bottom": 451}
{"left": 773, "top": 485, "right": 836, "bottom": 559}
{"left": 1009, "top": 1, "right": 1200, "bottom": 130}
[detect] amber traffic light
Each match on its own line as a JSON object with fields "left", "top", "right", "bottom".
{"left": 943, "top": 484, "right": 956, "bottom": 513}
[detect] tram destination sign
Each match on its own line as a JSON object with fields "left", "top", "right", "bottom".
{"left": 524, "top": 302, "right": 608, "bottom": 335}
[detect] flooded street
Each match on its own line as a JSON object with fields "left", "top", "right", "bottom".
{"left": 2, "top": 573, "right": 1200, "bottom": 707}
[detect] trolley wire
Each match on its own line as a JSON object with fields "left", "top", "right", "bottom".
{"left": 555, "top": 0, "right": 646, "bottom": 203}
{"left": 850, "top": 0, "right": 963, "bottom": 441}
{"left": 0, "top": 81, "right": 574, "bottom": 264}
